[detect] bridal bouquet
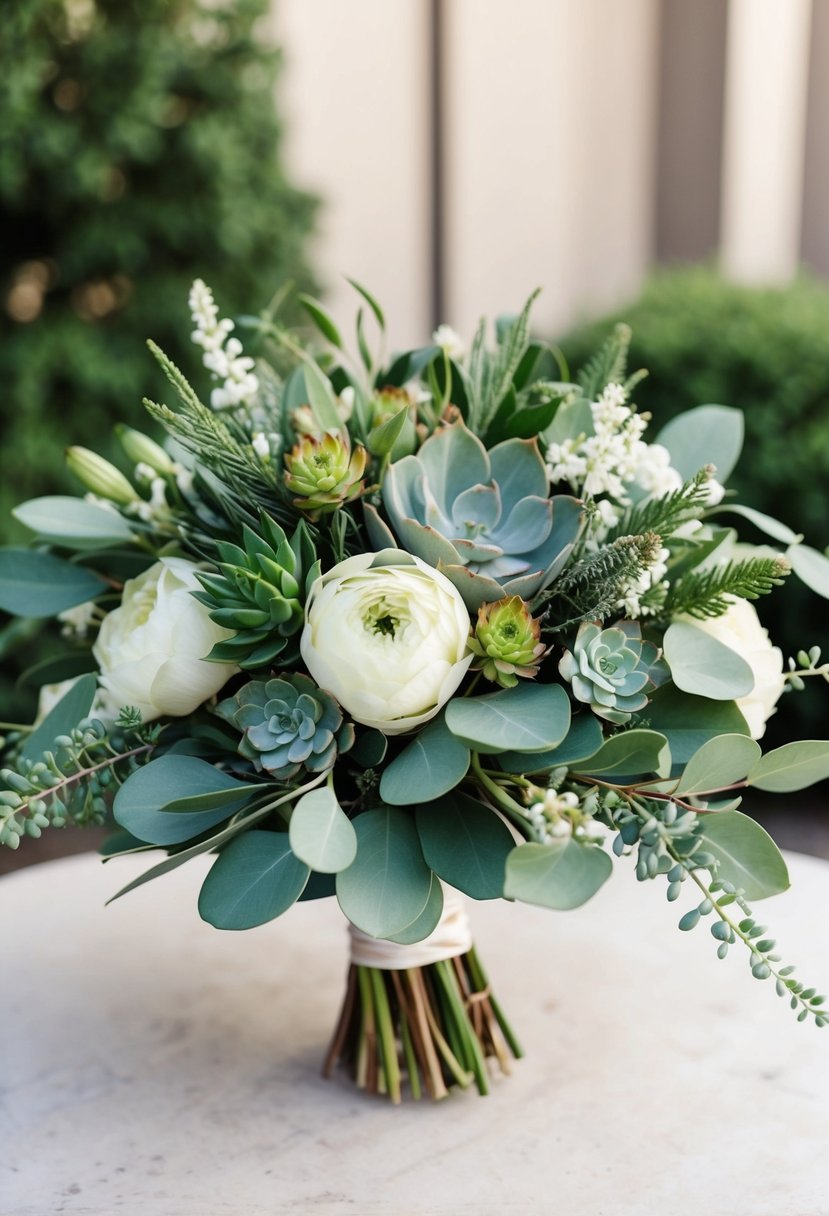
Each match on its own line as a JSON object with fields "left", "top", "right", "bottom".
{"left": 2, "top": 280, "right": 828, "bottom": 1102}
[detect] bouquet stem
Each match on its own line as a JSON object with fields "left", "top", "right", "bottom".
{"left": 322, "top": 946, "right": 522, "bottom": 1103}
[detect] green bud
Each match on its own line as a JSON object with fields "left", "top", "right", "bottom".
{"left": 467, "top": 596, "right": 545, "bottom": 688}
{"left": 284, "top": 432, "right": 367, "bottom": 517}
{"left": 66, "top": 446, "right": 137, "bottom": 505}
{"left": 115, "top": 425, "right": 175, "bottom": 475}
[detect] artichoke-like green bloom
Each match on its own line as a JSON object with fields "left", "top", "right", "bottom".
{"left": 375, "top": 418, "right": 583, "bottom": 610}
{"left": 467, "top": 596, "right": 546, "bottom": 688}
{"left": 558, "top": 620, "right": 666, "bottom": 724}
{"left": 192, "top": 513, "right": 320, "bottom": 670}
{"left": 284, "top": 432, "right": 367, "bottom": 517}
{"left": 217, "top": 673, "right": 355, "bottom": 780}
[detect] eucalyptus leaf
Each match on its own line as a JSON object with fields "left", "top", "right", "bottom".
{"left": 573, "top": 729, "right": 670, "bottom": 780}
{"left": 380, "top": 715, "right": 469, "bottom": 805}
{"left": 13, "top": 497, "right": 135, "bottom": 549}
{"left": 0, "top": 549, "right": 106, "bottom": 618}
{"left": 504, "top": 840, "right": 612, "bottom": 910}
{"left": 708, "top": 503, "right": 801, "bottom": 546}
{"left": 497, "top": 714, "right": 603, "bottom": 774}
{"left": 786, "top": 543, "right": 829, "bottom": 599}
{"left": 645, "top": 686, "right": 750, "bottom": 765}
{"left": 20, "top": 673, "right": 98, "bottom": 763}
{"left": 416, "top": 792, "right": 514, "bottom": 900}
{"left": 288, "top": 786, "right": 357, "bottom": 873}
{"left": 298, "top": 870, "right": 338, "bottom": 902}
{"left": 162, "top": 783, "right": 264, "bottom": 813}
{"left": 114, "top": 755, "right": 256, "bottom": 845}
{"left": 336, "top": 807, "right": 434, "bottom": 938}
{"left": 350, "top": 729, "right": 388, "bottom": 768}
{"left": 541, "top": 395, "right": 594, "bottom": 447}
{"left": 698, "top": 811, "right": 789, "bottom": 900}
{"left": 444, "top": 683, "right": 571, "bottom": 755}
{"left": 674, "top": 734, "right": 761, "bottom": 797}
{"left": 301, "top": 358, "right": 344, "bottom": 433}
{"left": 656, "top": 405, "right": 744, "bottom": 483}
{"left": 748, "top": 740, "right": 829, "bottom": 792}
{"left": 663, "top": 621, "right": 754, "bottom": 701}
{"left": 387, "top": 875, "right": 445, "bottom": 944}
{"left": 198, "top": 831, "right": 310, "bottom": 929}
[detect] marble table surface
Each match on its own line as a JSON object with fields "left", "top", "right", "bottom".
{"left": 2, "top": 847, "right": 828, "bottom": 1216}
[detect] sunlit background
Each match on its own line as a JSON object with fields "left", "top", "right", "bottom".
{"left": 2, "top": 0, "right": 828, "bottom": 867}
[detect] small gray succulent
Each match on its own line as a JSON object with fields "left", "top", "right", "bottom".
{"left": 558, "top": 620, "right": 667, "bottom": 724}
{"left": 218, "top": 673, "right": 355, "bottom": 780}
{"left": 371, "top": 417, "right": 583, "bottom": 610}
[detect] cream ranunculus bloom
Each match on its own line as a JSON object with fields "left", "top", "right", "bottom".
{"left": 300, "top": 549, "right": 473, "bottom": 734}
{"left": 685, "top": 597, "right": 785, "bottom": 739}
{"left": 93, "top": 557, "right": 237, "bottom": 722}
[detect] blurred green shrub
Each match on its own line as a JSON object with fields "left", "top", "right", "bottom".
{"left": 559, "top": 264, "right": 829, "bottom": 743}
{"left": 0, "top": 0, "right": 317, "bottom": 718}
{"left": 0, "top": 0, "right": 316, "bottom": 533}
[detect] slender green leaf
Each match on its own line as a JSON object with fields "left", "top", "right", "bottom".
{"left": 301, "top": 358, "right": 343, "bottom": 432}
{"left": 20, "top": 673, "right": 98, "bottom": 763}
{"left": 504, "top": 840, "right": 612, "bottom": 910}
{"left": 656, "top": 405, "right": 744, "bottom": 483}
{"left": 698, "top": 810, "right": 789, "bottom": 900}
{"left": 346, "top": 276, "right": 385, "bottom": 329}
{"left": 336, "top": 807, "right": 434, "bottom": 938}
{"left": 198, "top": 831, "right": 310, "bottom": 929}
{"left": 0, "top": 549, "right": 106, "bottom": 618}
{"left": 416, "top": 792, "right": 514, "bottom": 900}
{"left": 708, "top": 503, "right": 801, "bottom": 545}
{"left": 162, "top": 783, "right": 264, "bottom": 813}
{"left": 288, "top": 786, "right": 357, "bottom": 873}
{"left": 297, "top": 293, "right": 343, "bottom": 348}
{"left": 367, "top": 404, "right": 410, "bottom": 457}
{"left": 13, "top": 497, "right": 135, "bottom": 549}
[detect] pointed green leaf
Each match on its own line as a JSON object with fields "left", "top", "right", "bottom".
{"left": 301, "top": 358, "right": 343, "bottom": 433}
{"left": 663, "top": 621, "right": 754, "bottom": 700}
{"left": 114, "top": 755, "right": 256, "bottom": 845}
{"left": 674, "top": 734, "right": 761, "bottom": 797}
{"left": 20, "top": 673, "right": 98, "bottom": 763}
{"left": 445, "top": 683, "right": 571, "bottom": 755}
{"left": 504, "top": 840, "right": 612, "bottom": 910}
{"left": 297, "top": 294, "right": 344, "bottom": 348}
{"left": 0, "top": 549, "right": 106, "bottom": 618}
{"left": 289, "top": 786, "right": 358, "bottom": 873}
{"left": 708, "top": 503, "right": 801, "bottom": 545}
{"left": 573, "top": 729, "right": 671, "bottom": 780}
{"left": 346, "top": 276, "right": 385, "bottom": 329}
{"left": 380, "top": 715, "right": 469, "bottom": 805}
{"left": 13, "top": 497, "right": 135, "bottom": 549}
{"left": 198, "top": 831, "right": 310, "bottom": 929}
{"left": 416, "top": 792, "right": 514, "bottom": 900}
{"left": 748, "top": 740, "right": 829, "bottom": 792}
{"left": 336, "top": 807, "right": 434, "bottom": 938}
{"left": 367, "top": 404, "right": 410, "bottom": 457}
{"left": 698, "top": 810, "right": 789, "bottom": 900}
{"left": 786, "top": 543, "right": 829, "bottom": 599}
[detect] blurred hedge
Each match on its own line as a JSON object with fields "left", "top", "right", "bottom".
{"left": 0, "top": 0, "right": 317, "bottom": 535}
{"left": 0, "top": 0, "right": 317, "bottom": 718}
{"left": 559, "top": 265, "right": 829, "bottom": 744}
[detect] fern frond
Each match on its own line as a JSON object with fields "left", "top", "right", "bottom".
{"left": 604, "top": 467, "right": 714, "bottom": 544}
{"left": 662, "top": 556, "right": 790, "bottom": 620}
{"left": 577, "top": 322, "right": 632, "bottom": 400}
{"left": 536, "top": 531, "right": 662, "bottom": 633}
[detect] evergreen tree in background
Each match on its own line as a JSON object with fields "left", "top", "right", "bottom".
{"left": 0, "top": 0, "right": 317, "bottom": 534}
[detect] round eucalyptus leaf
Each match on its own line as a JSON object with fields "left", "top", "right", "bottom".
{"left": 336, "top": 807, "right": 434, "bottom": 938}
{"left": 444, "top": 683, "right": 570, "bottom": 754}
{"left": 504, "top": 840, "right": 612, "bottom": 910}
{"left": 663, "top": 622, "right": 754, "bottom": 701}
{"left": 198, "top": 831, "right": 310, "bottom": 929}
{"left": 288, "top": 787, "right": 357, "bottom": 874}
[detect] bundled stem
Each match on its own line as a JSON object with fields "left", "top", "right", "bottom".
{"left": 322, "top": 948, "right": 522, "bottom": 1103}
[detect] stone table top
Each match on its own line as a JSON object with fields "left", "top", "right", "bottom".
{"left": 2, "top": 848, "right": 828, "bottom": 1216}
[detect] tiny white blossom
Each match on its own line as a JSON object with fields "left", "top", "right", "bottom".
{"left": 134, "top": 461, "right": 156, "bottom": 484}
{"left": 188, "top": 278, "right": 258, "bottom": 411}
{"left": 432, "top": 323, "right": 465, "bottom": 360}
{"left": 252, "top": 431, "right": 270, "bottom": 461}
{"left": 58, "top": 601, "right": 98, "bottom": 639}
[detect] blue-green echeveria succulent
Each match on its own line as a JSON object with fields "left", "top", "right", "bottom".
{"left": 371, "top": 418, "right": 584, "bottom": 610}
{"left": 218, "top": 673, "right": 355, "bottom": 780}
{"left": 558, "top": 620, "right": 668, "bottom": 724}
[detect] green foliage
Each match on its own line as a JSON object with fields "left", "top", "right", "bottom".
{"left": 198, "top": 830, "right": 310, "bottom": 930}
{"left": 662, "top": 621, "right": 754, "bottom": 700}
{"left": 444, "top": 683, "right": 571, "bottom": 755}
{"left": 559, "top": 266, "right": 829, "bottom": 739}
{"left": 0, "top": 549, "right": 106, "bottom": 618}
{"left": 379, "top": 715, "right": 470, "bottom": 806}
{"left": 335, "top": 806, "right": 435, "bottom": 939}
{"left": 538, "top": 532, "right": 662, "bottom": 630}
{"left": 113, "top": 753, "right": 258, "bottom": 844}
{"left": 576, "top": 321, "right": 633, "bottom": 400}
{"left": 288, "top": 785, "right": 357, "bottom": 874}
{"left": 504, "top": 839, "right": 612, "bottom": 910}
{"left": 662, "top": 554, "right": 790, "bottom": 621}
{"left": 415, "top": 792, "right": 514, "bottom": 900}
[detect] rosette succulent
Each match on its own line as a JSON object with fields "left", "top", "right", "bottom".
{"left": 218, "top": 673, "right": 355, "bottom": 780}
{"left": 558, "top": 620, "right": 667, "bottom": 724}
{"left": 467, "top": 596, "right": 546, "bottom": 688}
{"left": 375, "top": 418, "right": 583, "bottom": 609}
{"left": 193, "top": 514, "right": 320, "bottom": 670}
{"left": 284, "top": 432, "right": 366, "bottom": 517}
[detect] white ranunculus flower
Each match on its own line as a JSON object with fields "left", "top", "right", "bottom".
{"left": 93, "top": 557, "right": 236, "bottom": 722}
{"left": 300, "top": 549, "right": 473, "bottom": 734}
{"left": 685, "top": 597, "right": 785, "bottom": 739}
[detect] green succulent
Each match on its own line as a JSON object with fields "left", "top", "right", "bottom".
{"left": 374, "top": 416, "right": 583, "bottom": 610}
{"left": 284, "top": 432, "right": 367, "bottom": 517}
{"left": 558, "top": 620, "right": 667, "bottom": 724}
{"left": 467, "top": 596, "right": 546, "bottom": 688}
{"left": 217, "top": 673, "right": 355, "bottom": 780}
{"left": 193, "top": 513, "right": 320, "bottom": 670}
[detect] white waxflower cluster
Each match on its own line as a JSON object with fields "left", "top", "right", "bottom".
{"left": 546, "top": 382, "right": 682, "bottom": 509}
{"left": 615, "top": 544, "right": 671, "bottom": 619}
{"left": 525, "top": 789, "right": 606, "bottom": 845}
{"left": 432, "top": 323, "right": 466, "bottom": 361}
{"left": 188, "top": 279, "right": 259, "bottom": 411}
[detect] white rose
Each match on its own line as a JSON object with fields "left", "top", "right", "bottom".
{"left": 93, "top": 557, "right": 236, "bottom": 722}
{"left": 685, "top": 597, "right": 785, "bottom": 739}
{"left": 300, "top": 549, "right": 473, "bottom": 734}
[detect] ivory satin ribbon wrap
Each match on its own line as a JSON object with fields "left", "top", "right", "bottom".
{"left": 348, "top": 887, "right": 472, "bottom": 969}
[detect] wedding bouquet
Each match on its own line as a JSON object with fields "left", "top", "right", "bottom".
{"left": 3, "top": 280, "right": 828, "bottom": 1103}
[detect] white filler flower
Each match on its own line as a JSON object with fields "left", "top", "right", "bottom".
{"left": 301, "top": 549, "right": 473, "bottom": 734}
{"left": 685, "top": 597, "right": 786, "bottom": 739}
{"left": 93, "top": 557, "right": 237, "bottom": 722}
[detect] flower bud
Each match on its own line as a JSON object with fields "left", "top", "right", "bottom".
{"left": 115, "top": 425, "right": 175, "bottom": 475}
{"left": 66, "top": 446, "right": 138, "bottom": 505}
